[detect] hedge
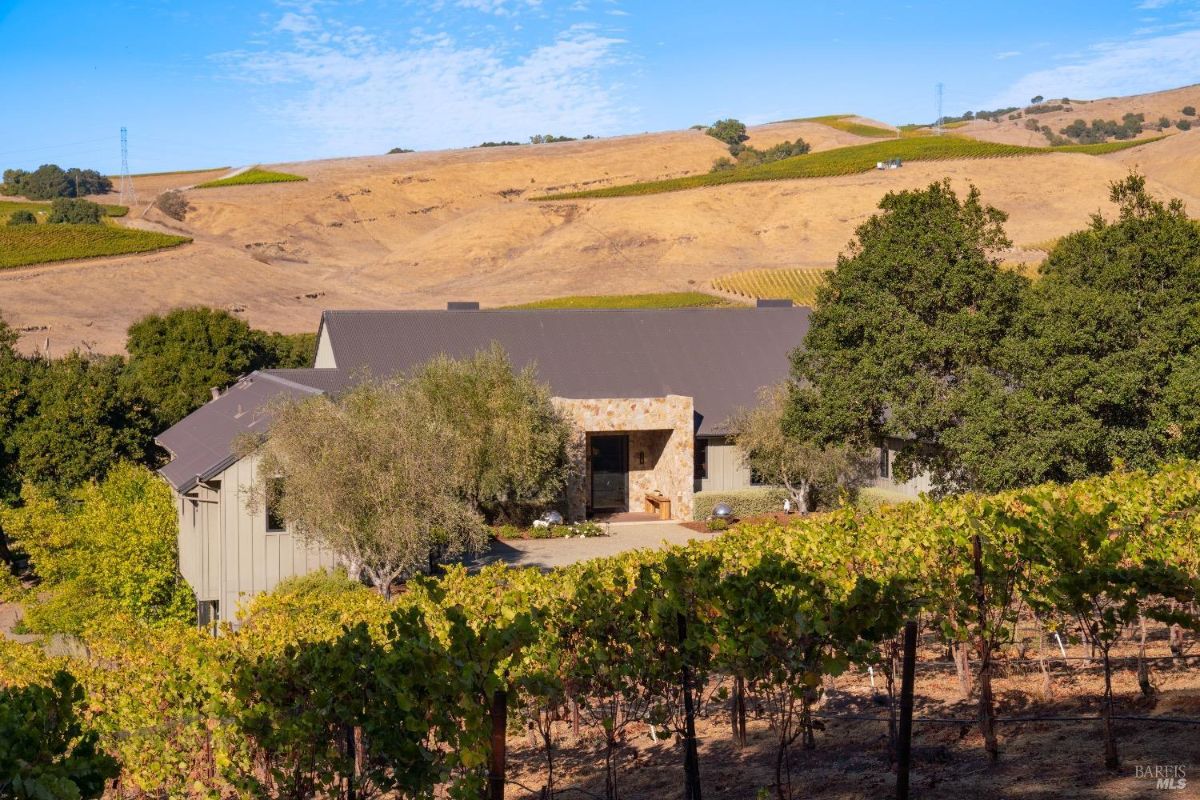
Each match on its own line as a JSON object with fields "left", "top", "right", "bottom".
{"left": 692, "top": 488, "right": 789, "bottom": 520}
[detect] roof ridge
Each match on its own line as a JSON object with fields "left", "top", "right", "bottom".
{"left": 254, "top": 370, "right": 330, "bottom": 394}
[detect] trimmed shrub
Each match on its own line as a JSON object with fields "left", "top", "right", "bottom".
{"left": 1182, "top": 106, "right": 1196, "bottom": 117}
{"left": 1177, "top": 119, "right": 1193, "bottom": 131}
{"left": 692, "top": 488, "right": 789, "bottom": 520}
{"left": 6, "top": 209, "right": 36, "bottom": 226}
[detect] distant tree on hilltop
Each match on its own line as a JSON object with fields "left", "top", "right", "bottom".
{"left": 0, "top": 164, "right": 111, "bottom": 200}
{"left": 706, "top": 119, "right": 748, "bottom": 148}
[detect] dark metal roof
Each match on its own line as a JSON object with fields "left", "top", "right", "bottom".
{"left": 156, "top": 307, "right": 809, "bottom": 492}
{"left": 320, "top": 307, "right": 809, "bottom": 435}
{"left": 156, "top": 370, "right": 343, "bottom": 492}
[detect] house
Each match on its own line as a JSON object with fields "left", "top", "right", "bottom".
{"left": 156, "top": 303, "right": 920, "bottom": 623}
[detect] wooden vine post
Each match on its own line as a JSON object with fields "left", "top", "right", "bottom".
{"left": 972, "top": 534, "right": 999, "bottom": 761}
{"left": 488, "top": 688, "right": 508, "bottom": 800}
{"left": 678, "top": 610, "right": 703, "bottom": 800}
{"left": 895, "top": 620, "right": 917, "bottom": 800}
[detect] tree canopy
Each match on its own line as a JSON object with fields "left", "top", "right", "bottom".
{"left": 124, "top": 307, "right": 315, "bottom": 429}
{"left": 243, "top": 379, "right": 490, "bottom": 597}
{"left": 788, "top": 179, "right": 1027, "bottom": 493}
{"left": 46, "top": 198, "right": 104, "bottom": 225}
{"left": 790, "top": 174, "right": 1200, "bottom": 495}
{"left": 409, "top": 345, "right": 576, "bottom": 524}
{"left": 1, "top": 165, "right": 112, "bottom": 200}
{"left": 978, "top": 174, "right": 1200, "bottom": 482}
{"left": 728, "top": 383, "right": 872, "bottom": 512}
{"left": 0, "top": 306, "right": 317, "bottom": 495}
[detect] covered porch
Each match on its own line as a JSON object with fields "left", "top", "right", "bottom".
{"left": 553, "top": 395, "right": 695, "bottom": 521}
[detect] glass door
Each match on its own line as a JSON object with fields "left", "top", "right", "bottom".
{"left": 590, "top": 434, "right": 628, "bottom": 512}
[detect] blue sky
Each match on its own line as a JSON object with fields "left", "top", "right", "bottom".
{"left": 2, "top": 0, "right": 1199, "bottom": 173}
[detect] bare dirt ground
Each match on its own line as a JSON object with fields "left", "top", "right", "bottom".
{"left": 3, "top": 96, "right": 1199, "bottom": 355}
{"left": 505, "top": 627, "right": 1200, "bottom": 799}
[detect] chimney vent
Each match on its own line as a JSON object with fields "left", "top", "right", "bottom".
{"left": 447, "top": 301, "right": 480, "bottom": 310}
{"left": 756, "top": 298, "right": 793, "bottom": 308}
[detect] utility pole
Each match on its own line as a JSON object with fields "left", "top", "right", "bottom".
{"left": 119, "top": 127, "right": 136, "bottom": 206}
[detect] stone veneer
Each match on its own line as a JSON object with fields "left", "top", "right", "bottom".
{"left": 553, "top": 395, "right": 695, "bottom": 520}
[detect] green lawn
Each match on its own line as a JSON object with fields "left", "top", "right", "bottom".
{"left": 503, "top": 291, "right": 730, "bottom": 310}
{"left": 0, "top": 199, "right": 128, "bottom": 223}
{"left": 533, "top": 136, "right": 1162, "bottom": 200}
{"left": 193, "top": 168, "right": 307, "bottom": 188}
{"left": 0, "top": 224, "right": 191, "bottom": 269}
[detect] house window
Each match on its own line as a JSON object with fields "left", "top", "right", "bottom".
{"left": 265, "top": 478, "right": 286, "bottom": 532}
{"left": 197, "top": 600, "right": 219, "bottom": 627}
{"left": 694, "top": 439, "right": 708, "bottom": 480}
{"left": 879, "top": 443, "right": 890, "bottom": 479}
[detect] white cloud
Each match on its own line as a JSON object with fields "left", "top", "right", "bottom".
{"left": 453, "top": 0, "right": 542, "bottom": 16}
{"left": 993, "top": 28, "right": 1200, "bottom": 105}
{"left": 223, "top": 12, "right": 629, "bottom": 154}
{"left": 995, "top": 50, "right": 1021, "bottom": 60}
{"left": 1137, "top": 0, "right": 1172, "bottom": 9}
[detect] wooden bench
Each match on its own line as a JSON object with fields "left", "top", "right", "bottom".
{"left": 644, "top": 493, "right": 672, "bottom": 520}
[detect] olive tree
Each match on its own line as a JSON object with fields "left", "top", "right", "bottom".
{"left": 410, "top": 344, "right": 576, "bottom": 524}
{"left": 243, "top": 380, "right": 488, "bottom": 598}
{"left": 728, "top": 383, "right": 873, "bottom": 512}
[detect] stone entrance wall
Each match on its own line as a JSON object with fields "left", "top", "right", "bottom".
{"left": 553, "top": 395, "right": 695, "bottom": 520}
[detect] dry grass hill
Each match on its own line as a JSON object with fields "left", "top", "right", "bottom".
{"left": 3, "top": 86, "right": 1200, "bottom": 354}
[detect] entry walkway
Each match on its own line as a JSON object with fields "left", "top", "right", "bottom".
{"left": 472, "top": 521, "right": 705, "bottom": 571}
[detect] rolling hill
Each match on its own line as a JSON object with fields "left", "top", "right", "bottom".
{"left": 2, "top": 86, "right": 1199, "bottom": 354}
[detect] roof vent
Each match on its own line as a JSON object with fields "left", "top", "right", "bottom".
{"left": 756, "top": 298, "right": 793, "bottom": 308}
{"left": 447, "top": 301, "right": 480, "bottom": 310}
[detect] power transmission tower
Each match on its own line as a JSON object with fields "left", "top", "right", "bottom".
{"left": 934, "top": 83, "right": 944, "bottom": 136}
{"left": 118, "top": 127, "right": 136, "bottom": 206}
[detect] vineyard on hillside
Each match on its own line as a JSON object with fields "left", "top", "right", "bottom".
{"left": 793, "top": 115, "right": 896, "bottom": 138}
{"left": 503, "top": 291, "right": 729, "bottom": 309}
{"left": 0, "top": 199, "right": 127, "bottom": 224}
{"left": 711, "top": 267, "right": 829, "bottom": 307}
{"left": 534, "top": 136, "right": 1162, "bottom": 200}
{"left": 193, "top": 167, "right": 307, "bottom": 188}
{"left": 0, "top": 224, "right": 191, "bottom": 269}
{"left": 2, "top": 463, "right": 1198, "bottom": 799}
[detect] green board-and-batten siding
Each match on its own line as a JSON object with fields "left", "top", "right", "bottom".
{"left": 695, "top": 436, "right": 753, "bottom": 493}
{"left": 175, "top": 454, "right": 338, "bottom": 623}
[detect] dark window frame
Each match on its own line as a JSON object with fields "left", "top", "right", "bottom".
{"left": 265, "top": 477, "right": 286, "bottom": 533}
{"left": 879, "top": 442, "right": 890, "bottom": 479}
{"left": 694, "top": 438, "right": 709, "bottom": 481}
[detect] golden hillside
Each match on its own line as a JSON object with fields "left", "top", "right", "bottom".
{"left": 2, "top": 90, "right": 1199, "bottom": 355}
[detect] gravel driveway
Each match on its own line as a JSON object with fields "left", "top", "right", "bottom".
{"left": 472, "top": 522, "right": 706, "bottom": 570}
